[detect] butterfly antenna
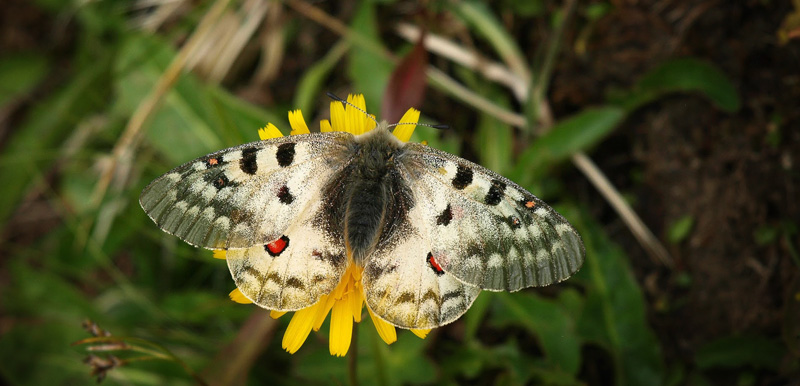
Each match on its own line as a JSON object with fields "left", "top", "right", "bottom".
{"left": 326, "top": 92, "right": 378, "bottom": 125}
{"left": 387, "top": 122, "right": 449, "bottom": 130}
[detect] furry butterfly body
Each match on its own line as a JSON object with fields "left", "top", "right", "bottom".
{"left": 140, "top": 122, "right": 584, "bottom": 329}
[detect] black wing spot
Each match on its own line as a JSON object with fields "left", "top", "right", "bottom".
{"left": 240, "top": 147, "right": 258, "bottom": 175}
{"left": 427, "top": 252, "right": 445, "bottom": 276}
{"left": 330, "top": 253, "right": 346, "bottom": 268}
{"left": 485, "top": 179, "right": 506, "bottom": 206}
{"left": 421, "top": 289, "right": 441, "bottom": 304}
{"left": 277, "top": 185, "right": 294, "bottom": 204}
{"left": 312, "top": 274, "right": 327, "bottom": 284}
{"left": 442, "top": 290, "right": 463, "bottom": 303}
{"left": 212, "top": 174, "right": 230, "bottom": 190}
{"left": 286, "top": 277, "right": 305, "bottom": 289}
{"left": 508, "top": 215, "right": 521, "bottom": 229}
{"left": 436, "top": 204, "right": 453, "bottom": 226}
{"left": 395, "top": 292, "right": 416, "bottom": 304}
{"left": 452, "top": 165, "right": 473, "bottom": 190}
{"left": 276, "top": 143, "right": 296, "bottom": 167}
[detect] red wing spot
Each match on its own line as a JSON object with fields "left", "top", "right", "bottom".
{"left": 525, "top": 201, "right": 536, "bottom": 209}
{"left": 208, "top": 158, "right": 219, "bottom": 165}
{"left": 265, "top": 235, "right": 290, "bottom": 257}
{"left": 426, "top": 252, "right": 445, "bottom": 276}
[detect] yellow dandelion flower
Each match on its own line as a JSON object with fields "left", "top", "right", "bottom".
{"left": 214, "top": 95, "right": 429, "bottom": 356}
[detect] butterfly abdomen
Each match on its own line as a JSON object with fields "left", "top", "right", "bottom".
{"left": 344, "top": 178, "right": 388, "bottom": 263}
{"left": 342, "top": 126, "right": 411, "bottom": 264}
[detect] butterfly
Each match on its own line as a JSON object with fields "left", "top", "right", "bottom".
{"left": 139, "top": 118, "right": 584, "bottom": 330}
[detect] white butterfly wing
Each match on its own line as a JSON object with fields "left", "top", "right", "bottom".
{"left": 225, "top": 195, "right": 348, "bottom": 311}
{"left": 140, "top": 132, "right": 353, "bottom": 249}
{"left": 397, "top": 143, "right": 585, "bottom": 292}
{"left": 361, "top": 209, "right": 481, "bottom": 329}
{"left": 140, "top": 132, "right": 355, "bottom": 310}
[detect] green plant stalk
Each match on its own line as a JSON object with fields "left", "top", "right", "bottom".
{"left": 371, "top": 326, "right": 388, "bottom": 386}
{"left": 349, "top": 322, "right": 358, "bottom": 386}
{"left": 75, "top": 336, "right": 207, "bottom": 385}
{"left": 454, "top": 1, "right": 531, "bottom": 83}
{"left": 528, "top": 0, "right": 577, "bottom": 131}
{"left": 785, "top": 233, "right": 800, "bottom": 269}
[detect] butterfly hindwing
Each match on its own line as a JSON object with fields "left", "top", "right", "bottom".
{"left": 398, "top": 143, "right": 585, "bottom": 292}
{"left": 226, "top": 198, "right": 347, "bottom": 311}
{"left": 361, "top": 208, "right": 481, "bottom": 329}
{"left": 139, "top": 132, "right": 353, "bottom": 249}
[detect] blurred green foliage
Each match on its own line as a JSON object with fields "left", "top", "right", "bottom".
{"left": 1, "top": 1, "right": 781, "bottom": 386}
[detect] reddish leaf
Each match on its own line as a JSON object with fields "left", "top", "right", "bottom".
{"left": 382, "top": 33, "right": 429, "bottom": 123}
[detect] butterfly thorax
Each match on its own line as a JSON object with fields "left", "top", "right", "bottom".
{"left": 341, "top": 124, "right": 411, "bottom": 265}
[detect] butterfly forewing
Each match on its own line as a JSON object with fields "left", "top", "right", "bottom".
{"left": 139, "top": 132, "right": 354, "bottom": 249}
{"left": 397, "top": 143, "right": 585, "bottom": 292}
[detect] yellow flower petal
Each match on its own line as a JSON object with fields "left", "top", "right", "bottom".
{"left": 330, "top": 101, "right": 347, "bottom": 133}
{"left": 288, "top": 110, "right": 310, "bottom": 135}
{"left": 345, "top": 94, "right": 374, "bottom": 135}
{"left": 282, "top": 306, "right": 318, "bottom": 354}
{"left": 258, "top": 123, "right": 283, "bottom": 140}
{"left": 320, "top": 119, "right": 333, "bottom": 132}
{"left": 392, "top": 108, "right": 420, "bottom": 142}
{"left": 367, "top": 307, "right": 397, "bottom": 345}
{"left": 329, "top": 293, "right": 354, "bottom": 356}
{"left": 350, "top": 284, "right": 364, "bottom": 323}
{"left": 270, "top": 310, "right": 287, "bottom": 319}
{"left": 229, "top": 288, "right": 253, "bottom": 304}
{"left": 313, "top": 294, "right": 336, "bottom": 331}
{"left": 212, "top": 250, "right": 227, "bottom": 259}
{"left": 410, "top": 329, "right": 431, "bottom": 339}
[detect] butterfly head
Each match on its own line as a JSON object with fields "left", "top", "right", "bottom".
{"left": 353, "top": 122, "right": 405, "bottom": 177}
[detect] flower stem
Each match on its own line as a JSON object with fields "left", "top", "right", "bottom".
{"left": 348, "top": 322, "right": 358, "bottom": 386}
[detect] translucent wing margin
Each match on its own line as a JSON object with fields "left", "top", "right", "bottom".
{"left": 397, "top": 143, "right": 585, "bottom": 292}
{"left": 139, "top": 132, "right": 353, "bottom": 250}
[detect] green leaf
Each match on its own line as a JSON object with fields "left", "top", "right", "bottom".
{"left": 295, "top": 325, "right": 436, "bottom": 386}
{"left": 463, "top": 292, "right": 491, "bottom": 341}
{"left": 570, "top": 207, "right": 665, "bottom": 385}
{"left": 453, "top": 1, "right": 530, "bottom": 81}
{"left": 114, "top": 34, "right": 282, "bottom": 165}
{"left": 620, "top": 58, "right": 740, "bottom": 113}
{"left": 667, "top": 215, "right": 694, "bottom": 244}
{"left": 502, "top": 0, "right": 546, "bottom": 17}
{"left": 360, "top": 328, "right": 436, "bottom": 386}
{"left": 0, "top": 48, "right": 113, "bottom": 224}
{"left": 348, "top": 1, "right": 392, "bottom": 114}
{"left": 492, "top": 292, "right": 582, "bottom": 375}
{"left": 0, "top": 52, "right": 49, "bottom": 106}
{"left": 753, "top": 225, "right": 779, "bottom": 246}
{"left": 695, "top": 335, "right": 784, "bottom": 370}
{"left": 475, "top": 110, "right": 514, "bottom": 175}
{"left": 161, "top": 291, "right": 238, "bottom": 324}
{"left": 294, "top": 41, "right": 349, "bottom": 115}
{"left": 511, "top": 107, "right": 625, "bottom": 185}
